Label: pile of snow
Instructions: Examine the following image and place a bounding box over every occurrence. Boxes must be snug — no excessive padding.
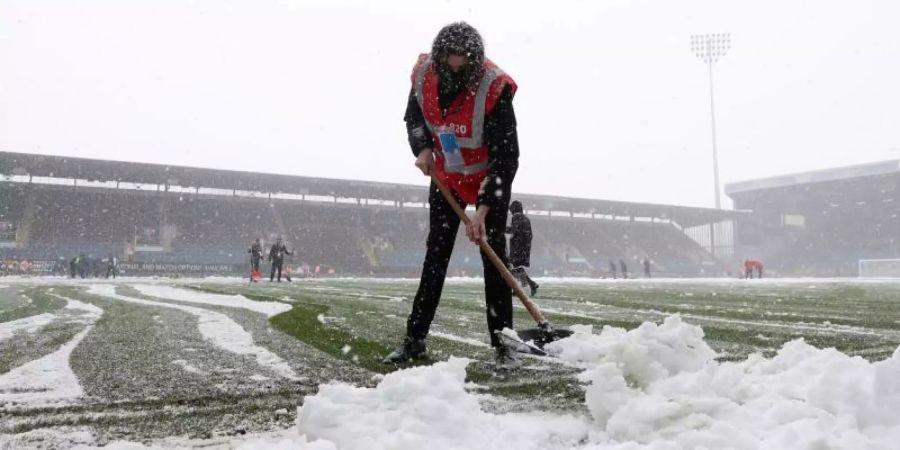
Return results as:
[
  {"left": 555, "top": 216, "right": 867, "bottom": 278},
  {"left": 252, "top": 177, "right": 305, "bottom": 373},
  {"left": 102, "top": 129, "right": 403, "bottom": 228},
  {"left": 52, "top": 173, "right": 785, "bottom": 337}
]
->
[
  {"left": 31, "top": 314, "right": 900, "bottom": 449},
  {"left": 549, "top": 315, "right": 900, "bottom": 448},
  {"left": 296, "top": 357, "right": 588, "bottom": 450}
]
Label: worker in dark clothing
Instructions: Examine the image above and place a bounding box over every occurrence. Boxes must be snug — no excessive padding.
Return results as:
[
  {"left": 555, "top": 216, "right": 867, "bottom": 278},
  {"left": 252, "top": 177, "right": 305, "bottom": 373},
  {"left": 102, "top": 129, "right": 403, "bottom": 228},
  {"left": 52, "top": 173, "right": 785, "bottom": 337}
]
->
[
  {"left": 77, "top": 253, "right": 87, "bottom": 279},
  {"left": 248, "top": 238, "right": 263, "bottom": 281},
  {"left": 620, "top": 259, "right": 628, "bottom": 279},
  {"left": 105, "top": 254, "right": 118, "bottom": 279},
  {"left": 69, "top": 256, "right": 78, "bottom": 278},
  {"left": 507, "top": 200, "right": 539, "bottom": 296},
  {"left": 268, "top": 237, "right": 292, "bottom": 282},
  {"left": 384, "top": 22, "right": 520, "bottom": 367},
  {"left": 643, "top": 258, "right": 651, "bottom": 279}
]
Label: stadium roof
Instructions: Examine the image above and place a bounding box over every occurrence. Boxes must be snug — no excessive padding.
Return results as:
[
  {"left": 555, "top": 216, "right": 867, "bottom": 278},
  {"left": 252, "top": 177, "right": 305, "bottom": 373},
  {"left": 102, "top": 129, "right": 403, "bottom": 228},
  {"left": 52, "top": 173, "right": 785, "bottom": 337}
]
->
[
  {"left": 725, "top": 159, "right": 900, "bottom": 196},
  {"left": 1, "top": 151, "right": 745, "bottom": 227}
]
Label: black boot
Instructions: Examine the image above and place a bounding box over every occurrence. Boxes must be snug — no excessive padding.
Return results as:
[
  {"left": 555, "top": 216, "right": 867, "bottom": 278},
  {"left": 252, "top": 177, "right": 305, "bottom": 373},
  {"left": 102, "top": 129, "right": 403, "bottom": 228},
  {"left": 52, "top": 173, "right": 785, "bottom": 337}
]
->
[
  {"left": 494, "top": 345, "right": 521, "bottom": 369},
  {"left": 530, "top": 283, "right": 539, "bottom": 297},
  {"left": 382, "top": 337, "right": 427, "bottom": 364}
]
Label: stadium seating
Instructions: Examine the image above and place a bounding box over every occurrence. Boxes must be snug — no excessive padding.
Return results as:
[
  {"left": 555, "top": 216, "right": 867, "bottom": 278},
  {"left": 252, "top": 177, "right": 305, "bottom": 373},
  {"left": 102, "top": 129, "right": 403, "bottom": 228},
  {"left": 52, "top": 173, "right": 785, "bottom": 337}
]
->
[{"left": 1, "top": 182, "right": 717, "bottom": 277}]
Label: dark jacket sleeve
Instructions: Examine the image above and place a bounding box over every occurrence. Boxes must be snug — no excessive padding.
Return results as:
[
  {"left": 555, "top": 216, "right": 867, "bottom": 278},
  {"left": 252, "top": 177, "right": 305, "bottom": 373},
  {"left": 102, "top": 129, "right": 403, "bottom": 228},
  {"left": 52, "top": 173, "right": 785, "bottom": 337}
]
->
[
  {"left": 478, "top": 85, "right": 519, "bottom": 209},
  {"left": 404, "top": 89, "right": 434, "bottom": 157}
]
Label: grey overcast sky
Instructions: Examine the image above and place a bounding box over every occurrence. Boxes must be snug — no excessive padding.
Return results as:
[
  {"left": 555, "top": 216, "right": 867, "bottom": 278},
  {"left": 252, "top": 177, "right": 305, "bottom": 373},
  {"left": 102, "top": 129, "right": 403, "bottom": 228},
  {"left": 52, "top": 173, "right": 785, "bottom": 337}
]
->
[{"left": 1, "top": 0, "right": 898, "bottom": 208}]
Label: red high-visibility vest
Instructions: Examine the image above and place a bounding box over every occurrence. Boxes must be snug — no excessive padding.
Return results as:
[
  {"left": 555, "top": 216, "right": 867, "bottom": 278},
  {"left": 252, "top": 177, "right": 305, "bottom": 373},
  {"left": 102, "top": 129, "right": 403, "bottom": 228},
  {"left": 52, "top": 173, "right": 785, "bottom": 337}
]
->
[{"left": 411, "top": 53, "right": 517, "bottom": 204}]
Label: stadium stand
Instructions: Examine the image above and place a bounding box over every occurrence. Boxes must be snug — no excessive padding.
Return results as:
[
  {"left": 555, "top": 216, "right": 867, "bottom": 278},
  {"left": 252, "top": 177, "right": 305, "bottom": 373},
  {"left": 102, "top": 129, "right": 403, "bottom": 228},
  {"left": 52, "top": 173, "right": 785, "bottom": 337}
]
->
[
  {"left": 726, "top": 160, "right": 900, "bottom": 277},
  {"left": 1, "top": 151, "right": 737, "bottom": 277}
]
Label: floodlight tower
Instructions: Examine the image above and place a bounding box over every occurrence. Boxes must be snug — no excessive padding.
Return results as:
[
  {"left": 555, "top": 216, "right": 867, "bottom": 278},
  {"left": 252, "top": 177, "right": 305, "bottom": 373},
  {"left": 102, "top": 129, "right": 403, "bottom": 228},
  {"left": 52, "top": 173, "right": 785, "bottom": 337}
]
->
[{"left": 690, "top": 33, "right": 731, "bottom": 210}]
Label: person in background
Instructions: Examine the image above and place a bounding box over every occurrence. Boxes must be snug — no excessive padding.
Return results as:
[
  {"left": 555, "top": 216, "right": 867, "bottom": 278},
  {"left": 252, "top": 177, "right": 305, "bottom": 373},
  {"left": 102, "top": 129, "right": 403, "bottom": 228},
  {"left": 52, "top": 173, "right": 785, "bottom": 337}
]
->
[
  {"left": 268, "top": 237, "right": 292, "bottom": 282},
  {"left": 507, "top": 200, "right": 539, "bottom": 296},
  {"left": 106, "top": 254, "right": 118, "bottom": 279},
  {"left": 248, "top": 238, "right": 263, "bottom": 281}
]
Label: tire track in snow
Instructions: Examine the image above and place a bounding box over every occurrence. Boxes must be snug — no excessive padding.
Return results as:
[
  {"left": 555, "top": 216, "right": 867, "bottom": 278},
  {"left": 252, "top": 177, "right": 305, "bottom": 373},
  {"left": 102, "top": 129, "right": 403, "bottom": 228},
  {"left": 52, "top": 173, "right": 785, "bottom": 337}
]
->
[
  {"left": 87, "top": 285, "right": 300, "bottom": 381},
  {"left": 0, "top": 298, "right": 103, "bottom": 408}
]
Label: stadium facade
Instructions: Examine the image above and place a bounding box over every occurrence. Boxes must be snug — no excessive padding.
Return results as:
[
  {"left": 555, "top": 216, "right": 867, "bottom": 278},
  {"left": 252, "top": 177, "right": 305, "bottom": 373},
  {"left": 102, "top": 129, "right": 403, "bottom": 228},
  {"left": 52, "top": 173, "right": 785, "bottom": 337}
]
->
[
  {"left": 1, "top": 151, "right": 743, "bottom": 278},
  {"left": 726, "top": 159, "right": 900, "bottom": 276}
]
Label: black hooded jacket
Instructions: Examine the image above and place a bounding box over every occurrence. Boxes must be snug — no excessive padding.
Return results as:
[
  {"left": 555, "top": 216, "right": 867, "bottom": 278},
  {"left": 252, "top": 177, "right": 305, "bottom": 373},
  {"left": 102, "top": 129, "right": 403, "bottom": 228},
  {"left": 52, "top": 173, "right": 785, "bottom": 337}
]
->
[{"left": 507, "top": 209, "right": 533, "bottom": 267}]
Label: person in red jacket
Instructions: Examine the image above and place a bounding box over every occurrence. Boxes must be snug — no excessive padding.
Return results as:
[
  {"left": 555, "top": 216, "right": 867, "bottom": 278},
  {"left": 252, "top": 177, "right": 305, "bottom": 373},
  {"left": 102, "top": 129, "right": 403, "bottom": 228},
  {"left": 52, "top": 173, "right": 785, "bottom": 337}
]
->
[
  {"left": 744, "top": 259, "right": 764, "bottom": 279},
  {"left": 384, "top": 22, "right": 520, "bottom": 367}
]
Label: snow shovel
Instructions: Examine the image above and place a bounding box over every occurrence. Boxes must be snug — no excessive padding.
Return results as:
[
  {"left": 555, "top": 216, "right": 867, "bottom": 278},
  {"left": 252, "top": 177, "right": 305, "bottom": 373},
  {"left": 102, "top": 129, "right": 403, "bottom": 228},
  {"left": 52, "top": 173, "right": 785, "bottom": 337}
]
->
[{"left": 430, "top": 174, "right": 572, "bottom": 356}]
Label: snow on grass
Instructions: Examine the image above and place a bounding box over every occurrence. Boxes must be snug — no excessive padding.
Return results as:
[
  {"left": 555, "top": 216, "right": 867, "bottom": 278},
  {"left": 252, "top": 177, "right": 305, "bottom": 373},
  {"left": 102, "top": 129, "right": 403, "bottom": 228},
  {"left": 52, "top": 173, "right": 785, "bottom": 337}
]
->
[
  {"left": 0, "top": 328, "right": 93, "bottom": 407},
  {"left": 0, "top": 296, "right": 104, "bottom": 408},
  {"left": 133, "top": 285, "right": 291, "bottom": 317},
  {"left": 171, "top": 360, "right": 205, "bottom": 376},
  {"left": 88, "top": 285, "right": 301, "bottom": 381},
  {"left": 69, "top": 430, "right": 333, "bottom": 450},
  {"left": 285, "top": 314, "right": 900, "bottom": 449},
  {"left": 0, "top": 312, "right": 56, "bottom": 343},
  {"left": 63, "top": 298, "right": 105, "bottom": 322},
  {"left": 21, "top": 310, "right": 900, "bottom": 449}
]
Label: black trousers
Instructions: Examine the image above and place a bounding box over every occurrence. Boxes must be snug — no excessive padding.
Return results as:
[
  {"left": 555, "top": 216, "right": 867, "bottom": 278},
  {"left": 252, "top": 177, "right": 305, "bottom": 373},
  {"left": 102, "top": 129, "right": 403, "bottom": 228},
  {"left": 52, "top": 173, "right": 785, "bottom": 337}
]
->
[
  {"left": 511, "top": 266, "right": 538, "bottom": 291},
  {"left": 270, "top": 260, "right": 283, "bottom": 281},
  {"left": 251, "top": 256, "right": 261, "bottom": 272},
  {"left": 406, "top": 183, "right": 512, "bottom": 347}
]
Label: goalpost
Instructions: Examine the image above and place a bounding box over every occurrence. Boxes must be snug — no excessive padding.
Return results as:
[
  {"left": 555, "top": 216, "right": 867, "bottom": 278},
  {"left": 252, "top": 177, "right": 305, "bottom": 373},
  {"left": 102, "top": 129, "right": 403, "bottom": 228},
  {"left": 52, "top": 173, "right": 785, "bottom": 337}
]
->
[{"left": 858, "top": 259, "right": 900, "bottom": 278}]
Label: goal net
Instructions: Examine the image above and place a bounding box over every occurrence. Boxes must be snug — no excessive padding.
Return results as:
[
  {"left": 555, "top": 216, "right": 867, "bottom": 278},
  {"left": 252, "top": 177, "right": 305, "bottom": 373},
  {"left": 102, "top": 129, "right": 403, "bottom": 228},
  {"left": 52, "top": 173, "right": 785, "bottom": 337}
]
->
[{"left": 858, "top": 259, "right": 900, "bottom": 278}]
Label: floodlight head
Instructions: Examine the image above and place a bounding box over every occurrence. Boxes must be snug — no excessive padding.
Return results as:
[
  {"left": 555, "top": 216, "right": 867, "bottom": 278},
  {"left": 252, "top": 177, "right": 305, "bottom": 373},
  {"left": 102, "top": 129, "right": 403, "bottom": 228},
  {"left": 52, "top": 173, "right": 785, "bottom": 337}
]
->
[{"left": 690, "top": 33, "right": 732, "bottom": 63}]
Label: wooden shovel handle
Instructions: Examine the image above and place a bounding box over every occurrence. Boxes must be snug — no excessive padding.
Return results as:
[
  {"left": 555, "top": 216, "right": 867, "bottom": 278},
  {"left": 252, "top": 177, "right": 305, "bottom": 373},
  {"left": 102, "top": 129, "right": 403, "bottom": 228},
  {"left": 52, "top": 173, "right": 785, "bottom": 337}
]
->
[{"left": 429, "top": 174, "right": 547, "bottom": 325}]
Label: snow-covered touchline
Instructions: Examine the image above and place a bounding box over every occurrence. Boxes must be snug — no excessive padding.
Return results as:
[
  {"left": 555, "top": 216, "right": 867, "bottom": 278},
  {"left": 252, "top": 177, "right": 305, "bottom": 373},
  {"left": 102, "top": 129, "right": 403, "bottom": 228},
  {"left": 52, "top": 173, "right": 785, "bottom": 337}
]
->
[
  {"left": 0, "top": 313, "right": 56, "bottom": 343},
  {"left": 133, "top": 284, "right": 292, "bottom": 317},
  {"left": 88, "top": 285, "right": 300, "bottom": 381},
  {"left": 0, "top": 297, "right": 103, "bottom": 408}
]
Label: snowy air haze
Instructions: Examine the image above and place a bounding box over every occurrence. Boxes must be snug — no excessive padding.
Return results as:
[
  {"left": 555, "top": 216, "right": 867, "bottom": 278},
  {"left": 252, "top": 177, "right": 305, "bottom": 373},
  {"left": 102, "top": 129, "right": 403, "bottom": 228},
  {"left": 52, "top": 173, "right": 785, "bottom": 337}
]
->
[{"left": 2, "top": 0, "right": 900, "bottom": 208}]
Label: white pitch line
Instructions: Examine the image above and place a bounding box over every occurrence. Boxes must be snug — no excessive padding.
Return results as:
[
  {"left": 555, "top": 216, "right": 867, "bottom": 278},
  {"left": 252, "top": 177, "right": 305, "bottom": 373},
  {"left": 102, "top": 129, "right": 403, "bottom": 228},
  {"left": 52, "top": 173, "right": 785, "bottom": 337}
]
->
[
  {"left": 133, "top": 285, "right": 291, "bottom": 317},
  {"left": 88, "top": 285, "right": 300, "bottom": 381},
  {"left": 430, "top": 331, "right": 490, "bottom": 348}
]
